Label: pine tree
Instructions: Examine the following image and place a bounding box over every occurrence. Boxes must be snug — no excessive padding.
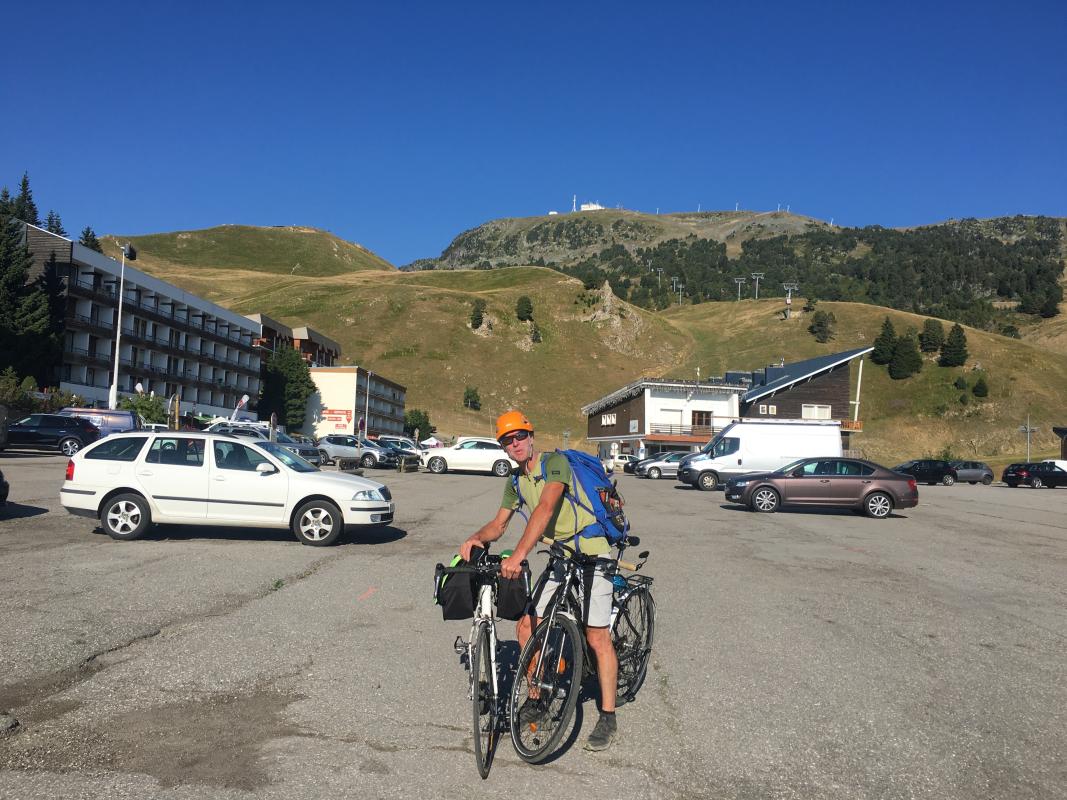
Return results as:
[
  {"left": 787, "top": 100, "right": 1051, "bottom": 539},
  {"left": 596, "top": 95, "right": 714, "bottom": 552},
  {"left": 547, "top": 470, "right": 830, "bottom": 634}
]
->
[
  {"left": 45, "top": 210, "right": 67, "bottom": 237},
  {"left": 79, "top": 226, "right": 103, "bottom": 253},
  {"left": 470, "top": 298, "right": 485, "bottom": 329},
  {"left": 0, "top": 213, "right": 36, "bottom": 370},
  {"left": 1040, "top": 289, "right": 1061, "bottom": 318},
  {"left": 871, "top": 317, "right": 896, "bottom": 365},
  {"left": 0, "top": 188, "right": 11, "bottom": 217},
  {"left": 516, "top": 295, "right": 534, "bottom": 321},
  {"left": 972, "top": 375, "right": 989, "bottom": 398},
  {"left": 919, "top": 319, "right": 945, "bottom": 352},
  {"left": 939, "top": 323, "right": 969, "bottom": 367},
  {"left": 463, "top": 386, "right": 481, "bottom": 410},
  {"left": 888, "top": 332, "right": 923, "bottom": 379},
  {"left": 808, "top": 310, "right": 836, "bottom": 343},
  {"left": 13, "top": 172, "right": 39, "bottom": 226}
]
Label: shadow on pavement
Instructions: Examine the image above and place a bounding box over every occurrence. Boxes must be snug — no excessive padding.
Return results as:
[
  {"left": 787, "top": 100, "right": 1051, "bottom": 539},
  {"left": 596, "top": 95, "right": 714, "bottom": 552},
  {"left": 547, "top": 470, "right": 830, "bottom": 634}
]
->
[
  {"left": 718, "top": 504, "right": 908, "bottom": 518},
  {"left": 92, "top": 523, "right": 408, "bottom": 545},
  {"left": 0, "top": 502, "right": 50, "bottom": 520}
]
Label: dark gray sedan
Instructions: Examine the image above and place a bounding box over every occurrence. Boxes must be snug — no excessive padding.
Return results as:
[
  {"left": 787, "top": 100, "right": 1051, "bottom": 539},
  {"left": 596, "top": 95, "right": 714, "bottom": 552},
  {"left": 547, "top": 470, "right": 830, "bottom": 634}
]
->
[{"left": 950, "top": 460, "right": 994, "bottom": 485}]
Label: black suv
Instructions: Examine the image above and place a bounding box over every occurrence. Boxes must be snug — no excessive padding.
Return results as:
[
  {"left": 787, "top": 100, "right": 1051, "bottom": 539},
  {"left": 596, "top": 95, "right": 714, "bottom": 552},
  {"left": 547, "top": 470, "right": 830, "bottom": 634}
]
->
[
  {"left": 5, "top": 413, "right": 101, "bottom": 456},
  {"left": 1002, "top": 462, "right": 1067, "bottom": 488},
  {"left": 892, "top": 459, "right": 959, "bottom": 486}
]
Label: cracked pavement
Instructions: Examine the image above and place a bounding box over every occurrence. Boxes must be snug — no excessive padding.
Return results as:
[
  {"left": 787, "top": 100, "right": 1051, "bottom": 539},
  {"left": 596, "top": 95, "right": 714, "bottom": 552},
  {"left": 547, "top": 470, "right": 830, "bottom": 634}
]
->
[{"left": 1, "top": 454, "right": 1066, "bottom": 798}]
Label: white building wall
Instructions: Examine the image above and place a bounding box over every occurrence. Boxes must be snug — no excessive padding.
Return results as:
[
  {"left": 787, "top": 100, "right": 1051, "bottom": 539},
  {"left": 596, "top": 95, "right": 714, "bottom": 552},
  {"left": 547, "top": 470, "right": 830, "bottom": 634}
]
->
[
  {"left": 643, "top": 387, "right": 739, "bottom": 433},
  {"left": 305, "top": 369, "right": 360, "bottom": 438}
]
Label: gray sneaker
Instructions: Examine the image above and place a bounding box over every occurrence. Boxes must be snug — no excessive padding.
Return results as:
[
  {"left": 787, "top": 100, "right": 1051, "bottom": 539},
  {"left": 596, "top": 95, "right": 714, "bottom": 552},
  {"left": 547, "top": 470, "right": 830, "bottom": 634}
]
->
[
  {"left": 584, "top": 713, "right": 617, "bottom": 751},
  {"left": 518, "top": 697, "right": 547, "bottom": 725}
]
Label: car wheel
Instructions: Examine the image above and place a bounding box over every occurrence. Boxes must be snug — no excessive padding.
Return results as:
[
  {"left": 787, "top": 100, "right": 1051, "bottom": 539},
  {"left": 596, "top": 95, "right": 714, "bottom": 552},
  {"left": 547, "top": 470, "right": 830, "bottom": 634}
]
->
[
  {"left": 968, "top": 481, "right": 977, "bottom": 485},
  {"left": 318, "top": 449, "right": 332, "bottom": 465},
  {"left": 59, "top": 438, "right": 82, "bottom": 457},
  {"left": 941, "top": 474, "right": 955, "bottom": 487},
  {"left": 1006, "top": 482, "right": 1018, "bottom": 488},
  {"left": 864, "top": 492, "right": 893, "bottom": 519},
  {"left": 492, "top": 460, "right": 511, "bottom": 477},
  {"left": 292, "top": 499, "right": 343, "bottom": 546},
  {"left": 1030, "top": 477, "right": 1044, "bottom": 489},
  {"left": 981, "top": 475, "right": 992, "bottom": 486},
  {"left": 100, "top": 493, "right": 152, "bottom": 540},
  {"left": 360, "top": 454, "right": 376, "bottom": 468},
  {"left": 697, "top": 471, "right": 718, "bottom": 491},
  {"left": 428, "top": 457, "right": 447, "bottom": 474},
  {"left": 751, "top": 487, "right": 779, "bottom": 513},
  {"left": 648, "top": 467, "right": 662, "bottom": 480}
]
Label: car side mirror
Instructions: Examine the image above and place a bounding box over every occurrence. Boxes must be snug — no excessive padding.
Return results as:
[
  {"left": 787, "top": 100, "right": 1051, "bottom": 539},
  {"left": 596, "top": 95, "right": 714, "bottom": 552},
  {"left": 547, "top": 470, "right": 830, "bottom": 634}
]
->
[
  {"left": 792, "top": 469, "right": 804, "bottom": 477},
  {"left": 256, "top": 462, "right": 278, "bottom": 475}
]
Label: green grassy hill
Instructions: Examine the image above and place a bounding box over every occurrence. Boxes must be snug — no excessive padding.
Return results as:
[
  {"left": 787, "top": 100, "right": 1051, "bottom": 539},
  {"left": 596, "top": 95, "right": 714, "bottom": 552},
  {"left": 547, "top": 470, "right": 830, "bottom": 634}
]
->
[
  {"left": 108, "top": 225, "right": 1067, "bottom": 464},
  {"left": 101, "top": 225, "right": 394, "bottom": 277}
]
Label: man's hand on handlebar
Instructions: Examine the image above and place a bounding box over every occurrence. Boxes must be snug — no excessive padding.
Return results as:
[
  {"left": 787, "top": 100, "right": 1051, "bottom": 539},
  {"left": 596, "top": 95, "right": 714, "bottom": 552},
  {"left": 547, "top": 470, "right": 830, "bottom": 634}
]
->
[
  {"left": 500, "top": 553, "right": 525, "bottom": 579},
  {"left": 459, "top": 537, "right": 483, "bottom": 562}
]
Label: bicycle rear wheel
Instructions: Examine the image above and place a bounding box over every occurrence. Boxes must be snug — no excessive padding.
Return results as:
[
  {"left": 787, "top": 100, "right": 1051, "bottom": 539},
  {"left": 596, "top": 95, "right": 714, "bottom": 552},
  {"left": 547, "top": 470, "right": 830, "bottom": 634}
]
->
[
  {"left": 509, "top": 614, "right": 584, "bottom": 763},
  {"left": 613, "top": 587, "right": 656, "bottom": 704},
  {"left": 471, "top": 621, "right": 497, "bottom": 779}
]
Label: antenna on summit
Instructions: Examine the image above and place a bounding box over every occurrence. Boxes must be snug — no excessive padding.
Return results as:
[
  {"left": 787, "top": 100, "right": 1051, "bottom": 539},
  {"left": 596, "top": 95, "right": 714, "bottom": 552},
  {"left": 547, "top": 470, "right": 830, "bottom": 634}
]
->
[{"left": 572, "top": 194, "right": 577, "bottom": 213}]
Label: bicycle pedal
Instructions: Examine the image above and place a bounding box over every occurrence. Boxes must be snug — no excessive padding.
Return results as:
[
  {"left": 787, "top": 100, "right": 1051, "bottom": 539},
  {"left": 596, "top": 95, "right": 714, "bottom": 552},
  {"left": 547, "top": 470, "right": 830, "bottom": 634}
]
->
[{"left": 453, "top": 635, "right": 467, "bottom": 655}]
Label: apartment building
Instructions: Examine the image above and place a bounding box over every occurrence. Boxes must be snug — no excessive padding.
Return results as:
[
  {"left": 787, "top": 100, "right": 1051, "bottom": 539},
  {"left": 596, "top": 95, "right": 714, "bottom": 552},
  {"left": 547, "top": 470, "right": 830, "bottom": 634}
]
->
[
  {"left": 304, "top": 367, "right": 406, "bottom": 439},
  {"left": 24, "top": 224, "right": 261, "bottom": 417}
]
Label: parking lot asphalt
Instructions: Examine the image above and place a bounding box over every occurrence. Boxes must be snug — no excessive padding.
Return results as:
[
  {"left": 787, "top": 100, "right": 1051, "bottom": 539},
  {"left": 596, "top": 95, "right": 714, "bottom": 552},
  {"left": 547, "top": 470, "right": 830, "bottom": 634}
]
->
[{"left": 0, "top": 454, "right": 1065, "bottom": 799}]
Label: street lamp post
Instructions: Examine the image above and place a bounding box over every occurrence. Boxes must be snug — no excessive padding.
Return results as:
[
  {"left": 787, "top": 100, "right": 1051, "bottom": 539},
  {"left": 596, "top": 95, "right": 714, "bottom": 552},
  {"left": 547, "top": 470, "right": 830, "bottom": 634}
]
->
[
  {"left": 750, "top": 272, "right": 764, "bottom": 300},
  {"left": 1020, "top": 414, "right": 1040, "bottom": 461},
  {"left": 108, "top": 243, "right": 136, "bottom": 409}
]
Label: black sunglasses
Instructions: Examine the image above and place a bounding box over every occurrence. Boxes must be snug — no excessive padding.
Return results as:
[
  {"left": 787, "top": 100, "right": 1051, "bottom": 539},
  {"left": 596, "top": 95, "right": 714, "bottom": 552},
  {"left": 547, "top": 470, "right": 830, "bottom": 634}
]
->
[{"left": 499, "top": 429, "right": 531, "bottom": 446}]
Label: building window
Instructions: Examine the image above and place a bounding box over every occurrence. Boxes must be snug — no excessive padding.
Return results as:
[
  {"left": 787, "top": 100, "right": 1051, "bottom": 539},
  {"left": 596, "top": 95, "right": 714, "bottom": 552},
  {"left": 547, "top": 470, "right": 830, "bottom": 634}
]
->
[
  {"left": 86, "top": 367, "right": 95, "bottom": 386},
  {"left": 802, "top": 404, "right": 831, "bottom": 419},
  {"left": 768, "top": 404, "right": 777, "bottom": 415},
  {"left": 758, "top": 404, "right": 767, "bottom": 415},
  {"left": 601, "top": 413, "right": 616, "bottom": 426},
  {"left": 692, "top": 410, "right": 713, "bottom": 427}
]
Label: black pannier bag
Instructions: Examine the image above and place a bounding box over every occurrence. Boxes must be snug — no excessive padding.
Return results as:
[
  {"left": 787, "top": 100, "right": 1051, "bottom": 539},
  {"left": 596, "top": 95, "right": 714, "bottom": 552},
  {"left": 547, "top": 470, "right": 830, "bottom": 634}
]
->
[
  {"left": 496, "top": 569, "right": 531, "bottom": 621},
  {"left": 434, "top": 563, "right": 476, "bottom": 620}
]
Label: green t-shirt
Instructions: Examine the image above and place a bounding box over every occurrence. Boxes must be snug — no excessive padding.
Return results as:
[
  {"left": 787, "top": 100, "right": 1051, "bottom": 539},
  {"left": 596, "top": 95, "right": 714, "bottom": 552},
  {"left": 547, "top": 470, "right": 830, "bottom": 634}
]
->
[{"left": 501, "top": 452, "right": 610, "bottom": 556}]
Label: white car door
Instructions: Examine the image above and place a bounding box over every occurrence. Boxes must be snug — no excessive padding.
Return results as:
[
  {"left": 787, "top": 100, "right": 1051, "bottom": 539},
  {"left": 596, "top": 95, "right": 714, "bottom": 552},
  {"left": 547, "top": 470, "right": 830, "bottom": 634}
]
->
[
  {"left": 450, "top": 441, "right": 482, "bottom": 470},
  {"left": 208, "top": 440, "right": 289, "bottom": 523},
  {"left": 476, "top": 441, "right": 508, "bottom": 472},
  {"left": 136, "top": 436, "right": 209, "bottom": 519}
]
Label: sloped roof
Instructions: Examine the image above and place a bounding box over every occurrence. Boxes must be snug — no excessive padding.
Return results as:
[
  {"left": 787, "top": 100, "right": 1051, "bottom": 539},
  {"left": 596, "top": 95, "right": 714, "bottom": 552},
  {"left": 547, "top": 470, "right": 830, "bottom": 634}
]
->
[{"left": 742, "top": 346, "right": 874, "bottom": 403}]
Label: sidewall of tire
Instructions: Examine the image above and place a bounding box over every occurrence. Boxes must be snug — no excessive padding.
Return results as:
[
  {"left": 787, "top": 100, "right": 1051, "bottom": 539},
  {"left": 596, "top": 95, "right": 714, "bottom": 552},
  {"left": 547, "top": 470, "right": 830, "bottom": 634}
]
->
[
  {"left": 864, "top": 492, "right": 893, "bottom": 519},
  {"left": 100, "top": 492, "right": 152, "bottom": 540},
  {"left": 492, "top": 460, "right": 510, "bottom": 477},
  {"left": 291, "top": 499, "right": 343, "bottom": 546},
  {"left": 697, "top": 471, "right": 718, "bottom": 491},
  {"left": 429, "top": 457, "right": 447, "bottom": 474}
]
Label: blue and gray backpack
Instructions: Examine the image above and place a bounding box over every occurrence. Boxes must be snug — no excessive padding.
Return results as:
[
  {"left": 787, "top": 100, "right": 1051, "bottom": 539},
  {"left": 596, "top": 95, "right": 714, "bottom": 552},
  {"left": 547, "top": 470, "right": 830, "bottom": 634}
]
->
[{"left": 512, "top": 449, "right": 629, "bottom": 546}]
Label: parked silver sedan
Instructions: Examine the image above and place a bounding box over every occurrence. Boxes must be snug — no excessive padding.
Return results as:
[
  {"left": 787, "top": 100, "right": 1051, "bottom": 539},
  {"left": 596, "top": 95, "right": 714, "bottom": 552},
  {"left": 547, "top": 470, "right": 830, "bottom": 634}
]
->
[
  {"left": 949, "top": 460, "right": 994, "bottom": 485},
  {"left": 634, "top": 451, "right": 687, "bottom": 479}
]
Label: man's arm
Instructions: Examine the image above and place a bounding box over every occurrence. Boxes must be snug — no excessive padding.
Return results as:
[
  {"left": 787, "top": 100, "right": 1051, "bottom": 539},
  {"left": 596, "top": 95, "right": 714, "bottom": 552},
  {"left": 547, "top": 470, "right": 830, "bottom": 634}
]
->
[
  {"left": 460, "top": 506, "right": 515, "bottom": 561},
  {"left": 500, "top": 481, "right": 565, "bottom": 578}
]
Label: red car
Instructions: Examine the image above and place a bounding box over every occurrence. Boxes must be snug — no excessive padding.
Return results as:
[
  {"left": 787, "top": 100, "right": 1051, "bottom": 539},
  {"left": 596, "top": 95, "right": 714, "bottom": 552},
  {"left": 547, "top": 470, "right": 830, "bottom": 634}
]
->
[{"left": 724, "top": 457, "right": 919, "bottom": 518}]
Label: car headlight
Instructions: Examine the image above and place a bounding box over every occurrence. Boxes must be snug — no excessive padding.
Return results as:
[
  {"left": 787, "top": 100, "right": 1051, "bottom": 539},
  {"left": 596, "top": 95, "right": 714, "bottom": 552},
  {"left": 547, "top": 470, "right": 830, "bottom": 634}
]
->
[
  {"left": 731, "top": 480, "right": 750, "bottom": 488},
  {"left": 352, "top": 488, "right": 385, "bottom": 502}
]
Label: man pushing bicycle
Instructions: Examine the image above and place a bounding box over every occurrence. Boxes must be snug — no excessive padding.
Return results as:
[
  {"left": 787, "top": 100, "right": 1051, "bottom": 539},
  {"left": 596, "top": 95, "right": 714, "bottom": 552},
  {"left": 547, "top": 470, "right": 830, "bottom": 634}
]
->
[{"left": 459, "top": 410, "right": 620, "bottom": 752}]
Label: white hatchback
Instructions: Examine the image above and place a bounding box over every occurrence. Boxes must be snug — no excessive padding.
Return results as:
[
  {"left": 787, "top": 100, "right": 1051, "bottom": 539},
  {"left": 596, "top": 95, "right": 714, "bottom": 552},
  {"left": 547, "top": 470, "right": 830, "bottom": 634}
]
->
[
  {"left": 60, "top": 431, "right": 395, "bottom": 546},
  {"left": 420, "top": 437, "right": 518, "bottom": 477}
]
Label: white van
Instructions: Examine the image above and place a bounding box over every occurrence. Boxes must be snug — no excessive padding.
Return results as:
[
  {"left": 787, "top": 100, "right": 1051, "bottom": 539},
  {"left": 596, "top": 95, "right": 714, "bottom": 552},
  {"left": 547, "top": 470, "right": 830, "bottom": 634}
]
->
[{"left": 677, "top": 420, "right": 843, "bottom": 490}]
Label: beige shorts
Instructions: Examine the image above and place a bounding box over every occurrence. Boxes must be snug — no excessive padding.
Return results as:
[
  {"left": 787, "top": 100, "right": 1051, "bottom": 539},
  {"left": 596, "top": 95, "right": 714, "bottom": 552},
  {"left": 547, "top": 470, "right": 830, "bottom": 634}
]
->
[{"left": 534, "top": 556, "right": 615, "bottom": 628}]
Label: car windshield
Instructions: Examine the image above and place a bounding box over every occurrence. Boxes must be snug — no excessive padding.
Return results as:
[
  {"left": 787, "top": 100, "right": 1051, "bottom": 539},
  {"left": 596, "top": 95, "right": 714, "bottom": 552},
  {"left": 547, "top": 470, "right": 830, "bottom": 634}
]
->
[
  {"left": 775, "top": 458, "right": 811, "bottom": 475},
  {"left": 258, "top": 441, "right": 318, "bottom": 472},
  {"left": 274, "top": 431, "right": 297, "bottom": 444}
]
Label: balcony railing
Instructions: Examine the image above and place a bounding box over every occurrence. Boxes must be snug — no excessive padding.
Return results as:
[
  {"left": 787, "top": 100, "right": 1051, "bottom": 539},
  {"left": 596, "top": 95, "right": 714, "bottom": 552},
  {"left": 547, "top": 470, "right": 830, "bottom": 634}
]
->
[{"left": 648, "top": 423, "right": 729, "bottom": 438}]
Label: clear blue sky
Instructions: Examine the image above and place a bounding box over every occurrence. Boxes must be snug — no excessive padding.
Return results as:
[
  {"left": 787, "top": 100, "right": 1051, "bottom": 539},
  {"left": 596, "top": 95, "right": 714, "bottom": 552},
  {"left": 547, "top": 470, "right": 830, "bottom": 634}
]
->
[{"left": 3, "top": 1, "right": 1065, "bottom": 266}]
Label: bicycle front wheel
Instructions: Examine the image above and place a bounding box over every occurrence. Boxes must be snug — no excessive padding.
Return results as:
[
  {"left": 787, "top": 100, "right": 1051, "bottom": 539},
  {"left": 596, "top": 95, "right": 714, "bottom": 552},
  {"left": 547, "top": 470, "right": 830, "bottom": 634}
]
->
[
  {"left": 613, "top": 587, "right": 656, "bottom": 704},
  {"left": 471, "top": 621, "right": 497, "bottom": 779},
  {"left": 509, "top": 614, "right": 584, "bottom": 763}
]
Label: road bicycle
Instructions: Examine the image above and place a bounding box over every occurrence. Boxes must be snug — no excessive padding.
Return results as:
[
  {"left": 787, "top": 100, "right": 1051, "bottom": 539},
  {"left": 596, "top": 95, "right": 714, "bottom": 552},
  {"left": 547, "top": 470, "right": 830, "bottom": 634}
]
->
[
  {"left": 508, "top": 535, "right": 654, "bottom": 763},
  {"left": 434, "top": 546, "right": 528, "bottom": 779}
]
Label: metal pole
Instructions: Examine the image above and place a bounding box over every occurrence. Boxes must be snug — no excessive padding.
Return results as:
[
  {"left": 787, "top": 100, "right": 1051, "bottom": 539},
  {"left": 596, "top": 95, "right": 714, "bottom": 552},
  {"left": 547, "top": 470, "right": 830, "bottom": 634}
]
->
[
  {"left": 108, "top": 248, "right": 128, "bottom": 409},
  {"left": 853, "top": 357, "right": 864, "bottom": 422},
  {"left": 1027, "top": 413, "right": 1031, "bottom": 461}
]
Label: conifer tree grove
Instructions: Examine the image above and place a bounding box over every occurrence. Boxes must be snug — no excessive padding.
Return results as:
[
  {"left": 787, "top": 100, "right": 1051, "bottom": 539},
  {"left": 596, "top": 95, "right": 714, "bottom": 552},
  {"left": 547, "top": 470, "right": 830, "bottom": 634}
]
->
[
  {"left": 45, "top": 210, "right": 67, "bottom": 237},
  {"left": 939, "top": 323, "right": 969, "bottom": 367},
  {"left": 871, "top": 317, "right": 896, "bottom": 364}
]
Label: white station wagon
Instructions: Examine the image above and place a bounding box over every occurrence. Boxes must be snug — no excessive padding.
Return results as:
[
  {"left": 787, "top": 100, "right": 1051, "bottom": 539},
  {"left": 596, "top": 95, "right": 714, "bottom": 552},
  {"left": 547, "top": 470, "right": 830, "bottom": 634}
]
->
[{"left": 60, "top": 431, "right": 395, "bottom": 546}]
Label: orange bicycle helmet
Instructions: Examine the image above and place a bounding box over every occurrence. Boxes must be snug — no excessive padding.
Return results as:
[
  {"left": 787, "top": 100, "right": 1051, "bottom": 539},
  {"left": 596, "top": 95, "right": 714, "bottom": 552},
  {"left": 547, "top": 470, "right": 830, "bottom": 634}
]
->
[{"left": 495, "top": 410, "right": 533, "bottom": 441}]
